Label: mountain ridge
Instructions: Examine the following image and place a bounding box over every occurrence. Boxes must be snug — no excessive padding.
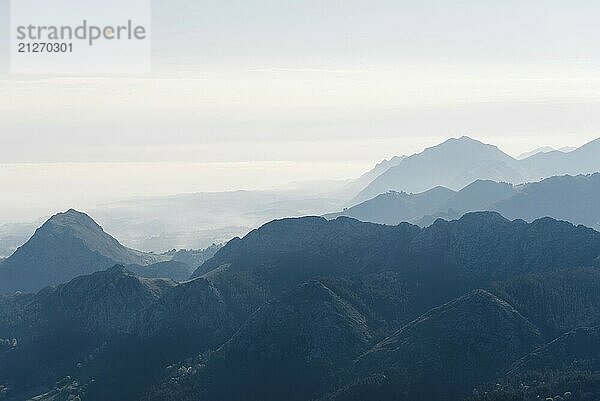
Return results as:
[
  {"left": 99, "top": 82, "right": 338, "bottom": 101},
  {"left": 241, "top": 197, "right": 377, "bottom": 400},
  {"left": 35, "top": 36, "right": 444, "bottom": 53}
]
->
[
  {"left": 2, "top": 212, "right": 600, "bottom": 400},
  {"left": 338, "top": 289, "right": 543, "bottom": 401},
  {"left": 0, "top": 209, "right": 170, "bottom": 293},
  {"left": 354, "top": 136, "right": 525, "bottom": 202},
  {"left": 352, "top": 136, "right": 600, "bottom": 203},
  {"left": 331, "top": 173, "right": 600, "bottom": 231}
]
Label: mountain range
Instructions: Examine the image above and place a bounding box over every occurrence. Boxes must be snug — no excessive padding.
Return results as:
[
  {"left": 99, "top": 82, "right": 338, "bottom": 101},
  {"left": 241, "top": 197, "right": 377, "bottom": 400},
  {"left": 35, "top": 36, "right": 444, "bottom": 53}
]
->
[
  {"left": 353, "top": 136, "right": 600, "bottom": 203},
  {"left": 2, "top": 136, "right": 598, "bottom": 256},
  {"left": 2, "top": 212, "right": 600, "bottom": 400},
  {"left": 516, "top": 145, "right": 575, "bottom": 160},
  {"left": 3, "top": 135, "right": 600, "bottom": 401},
  {"left": 328, "top": 173, "right": 600, "bottom": 231}
]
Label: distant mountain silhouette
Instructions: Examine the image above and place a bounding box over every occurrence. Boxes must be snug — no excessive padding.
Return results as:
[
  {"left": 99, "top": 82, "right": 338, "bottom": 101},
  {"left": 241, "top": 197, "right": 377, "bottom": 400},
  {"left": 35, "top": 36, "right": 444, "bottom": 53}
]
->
[
  {"left": 517, "top": 146, "right": 556, "bottom": 160},
  {"left": 329, "top": 179, "right": 518, "bottom": 225},
  {"left": 331, "top": 173, "right": 600, "bottom": 231},
  {"left": 491, "top": 173, "right": 600, "bottom": 230},
  {"left": 559, "top": 145, "right": 577, "bottom": 152},
  {"left": 334, "top": 155, "right": 406, "bottom": 200},
  {"left": 520, "top": 137, "right": 600, "bottom": 180},
  {"left": 440, "top": 179, "right": 515, "bottom": 211},
  {"left": 325, "top": 186, "right": 455, "bottom": 225},
  {"left": 354, "top": 136, "right": 525, "bottom": 202},
  {"left": 0, "top": 209, "right": 170, "bottom": 293},
  {"left": 352, "top": 136, "right": 600, "bottom": 203}
]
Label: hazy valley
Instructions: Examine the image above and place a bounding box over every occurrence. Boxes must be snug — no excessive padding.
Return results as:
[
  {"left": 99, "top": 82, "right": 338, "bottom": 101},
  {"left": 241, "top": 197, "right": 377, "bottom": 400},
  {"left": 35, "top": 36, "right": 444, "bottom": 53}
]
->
[{"left": 2, "top": 137, "right": 600, "bottom": 401}]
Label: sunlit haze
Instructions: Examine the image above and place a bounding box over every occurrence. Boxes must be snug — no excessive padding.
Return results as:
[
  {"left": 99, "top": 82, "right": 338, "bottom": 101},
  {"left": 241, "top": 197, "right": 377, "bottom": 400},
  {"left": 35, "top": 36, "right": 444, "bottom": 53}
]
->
[{"left": 1, "top": 0, "right": 600, "bottom": 223}]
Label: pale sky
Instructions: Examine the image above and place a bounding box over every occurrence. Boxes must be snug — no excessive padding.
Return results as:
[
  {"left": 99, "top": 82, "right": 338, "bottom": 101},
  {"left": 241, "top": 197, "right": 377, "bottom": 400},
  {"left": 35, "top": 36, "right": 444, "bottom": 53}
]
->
[{"left": 1, "top": 0, "right": 600, "bottom": 222}]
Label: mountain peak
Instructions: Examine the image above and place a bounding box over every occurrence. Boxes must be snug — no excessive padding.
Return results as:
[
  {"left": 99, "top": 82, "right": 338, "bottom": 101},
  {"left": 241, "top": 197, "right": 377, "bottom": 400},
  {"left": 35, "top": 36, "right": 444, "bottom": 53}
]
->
[
  {"left": 43, "top": 209, "right": 103, "bottom": 233},
  {"left": 353, "top": 136, "right": 521, "bottom": 202},
  {"left": 432, "top": 136, "right": 503, "bottom": 154},
  {"left": 439, "top": 135, "right": 487, "bottom": 146},
  {"left": 0, "top": 210, "right": 166, "bottom": 294},
  {"left": 453, "top": 135, "right": 479, "bottom": 143},
  {"left": 50, "top": 208, "right": 94, "bottom": 221},
  {"left": 32, "top": 265, "right": 176, "bottom": 333}
]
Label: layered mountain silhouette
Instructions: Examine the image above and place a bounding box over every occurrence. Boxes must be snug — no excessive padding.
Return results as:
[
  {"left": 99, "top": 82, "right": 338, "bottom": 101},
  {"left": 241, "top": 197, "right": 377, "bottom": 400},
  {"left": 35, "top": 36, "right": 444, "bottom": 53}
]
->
[
  {"left": 1, "top": 135, "right": 600, "bottom": 401},
  {"left": 491, "top": 173, "right": 600, "bottom": 230},
  {"left": 0, "top": 210, "right": 198, "bottom": 293},
  {"left": 326, "top": 186, "right": 456, "bottom": 225},
  {"left": 519, "top": 137, "right": 600, "bottom": 179},
  {"left": 517, "top": 146, "right": 558, "bottom": 159},
  {"left": 352, "top": 136, "right": 600, "bottom": 203},
  {"left": 3, "top": 212, "right": 600, "bottom": 401},
  {"left": 333, "top": 155, "right": 407, "bottom": 199},
  {"left": 330, "top": 173, "right": 600, "bottom": 231},
  {"left": 2, "top": 136, "right": 595, "bottom": 260},
  {"left": 353, "top": 136, "right": 525, "bottom": 202},
  {"left": 2, "top": 136, "right": 596, "bottom": 258}
]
